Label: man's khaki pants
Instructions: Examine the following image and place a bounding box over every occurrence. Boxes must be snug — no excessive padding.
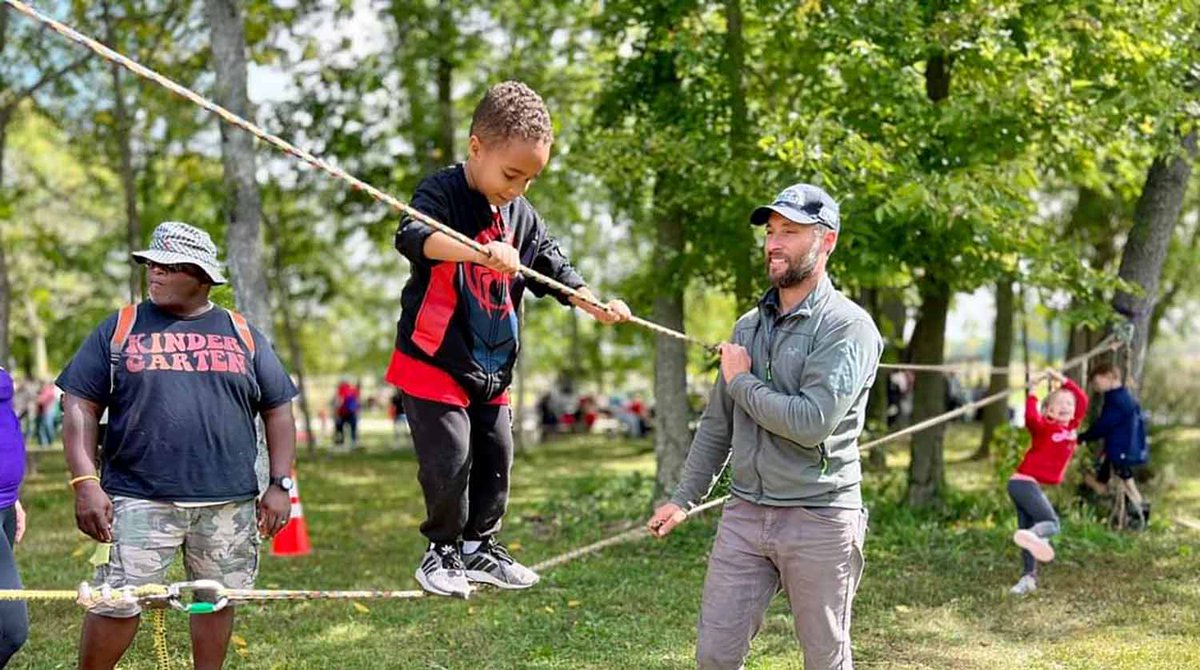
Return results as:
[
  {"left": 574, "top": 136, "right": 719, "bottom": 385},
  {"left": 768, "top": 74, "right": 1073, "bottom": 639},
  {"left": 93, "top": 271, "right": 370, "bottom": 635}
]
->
[{"left": 696, "top": 497, "right": 868, "bottom": 670}]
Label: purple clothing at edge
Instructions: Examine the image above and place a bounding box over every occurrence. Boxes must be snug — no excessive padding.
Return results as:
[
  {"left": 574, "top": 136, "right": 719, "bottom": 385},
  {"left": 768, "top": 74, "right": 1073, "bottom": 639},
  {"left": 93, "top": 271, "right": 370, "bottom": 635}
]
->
[{"left": 0, "top": 368, "right": 25, "bottom": 508}]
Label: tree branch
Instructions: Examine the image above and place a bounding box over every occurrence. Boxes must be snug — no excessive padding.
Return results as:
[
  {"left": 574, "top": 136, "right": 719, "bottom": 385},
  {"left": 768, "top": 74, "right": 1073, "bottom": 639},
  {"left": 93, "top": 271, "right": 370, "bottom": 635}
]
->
[{"left": 0, "top": 53, "right": 91, "bottom": 115}]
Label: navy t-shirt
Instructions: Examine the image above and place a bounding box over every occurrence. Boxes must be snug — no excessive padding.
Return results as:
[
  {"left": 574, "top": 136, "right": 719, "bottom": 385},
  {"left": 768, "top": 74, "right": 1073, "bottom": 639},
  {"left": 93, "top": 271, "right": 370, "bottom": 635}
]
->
[{"left": 56, "top": 301, "right": 298, "bottom": 502}]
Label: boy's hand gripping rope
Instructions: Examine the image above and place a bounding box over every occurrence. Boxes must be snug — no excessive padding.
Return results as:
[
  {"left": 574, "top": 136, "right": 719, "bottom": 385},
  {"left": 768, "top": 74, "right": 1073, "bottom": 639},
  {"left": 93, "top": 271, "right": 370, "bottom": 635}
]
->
[{"left": 1, "top": 0, "right": 715, "bottom": 353}]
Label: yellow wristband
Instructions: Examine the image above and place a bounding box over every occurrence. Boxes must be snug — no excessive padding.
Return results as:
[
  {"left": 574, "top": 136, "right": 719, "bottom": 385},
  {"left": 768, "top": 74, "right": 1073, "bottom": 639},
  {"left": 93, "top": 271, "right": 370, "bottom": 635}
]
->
[{"left": 69, "top": 475, "right": 101, "bottom": 488}]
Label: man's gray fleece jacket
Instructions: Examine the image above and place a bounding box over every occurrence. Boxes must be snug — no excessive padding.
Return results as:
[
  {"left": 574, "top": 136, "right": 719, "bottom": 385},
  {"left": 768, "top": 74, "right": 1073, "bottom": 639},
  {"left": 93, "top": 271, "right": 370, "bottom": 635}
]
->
[{"left": 670, "top": 276, "right": 884, "bottom": 510}]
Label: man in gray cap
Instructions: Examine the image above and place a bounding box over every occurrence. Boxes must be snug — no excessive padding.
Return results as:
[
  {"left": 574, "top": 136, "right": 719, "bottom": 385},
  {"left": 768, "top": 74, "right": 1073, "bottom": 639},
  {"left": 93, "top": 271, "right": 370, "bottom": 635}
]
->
[
  {"left": 56, "top": 222, "right": 298, "bottom": 670},
  {"left": 647, "top": 184, "right": 883, "bottom": 670}
]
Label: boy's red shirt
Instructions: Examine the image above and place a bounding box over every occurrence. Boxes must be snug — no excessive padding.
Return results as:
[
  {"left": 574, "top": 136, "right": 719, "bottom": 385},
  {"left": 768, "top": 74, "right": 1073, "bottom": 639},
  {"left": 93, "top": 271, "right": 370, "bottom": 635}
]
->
[{"left": 1016, "top": 378, "right": 1089, "bottom": 485}]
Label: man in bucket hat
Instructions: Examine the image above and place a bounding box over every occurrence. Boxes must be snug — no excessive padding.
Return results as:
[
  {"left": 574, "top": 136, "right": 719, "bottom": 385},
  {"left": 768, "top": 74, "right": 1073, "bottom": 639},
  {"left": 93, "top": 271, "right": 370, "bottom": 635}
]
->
[
  {"left": 648, "top": 184, "right": 882, "bottom": 670},
  {"left": 56, "top": 222, "right": 299, "bottom": 670}
]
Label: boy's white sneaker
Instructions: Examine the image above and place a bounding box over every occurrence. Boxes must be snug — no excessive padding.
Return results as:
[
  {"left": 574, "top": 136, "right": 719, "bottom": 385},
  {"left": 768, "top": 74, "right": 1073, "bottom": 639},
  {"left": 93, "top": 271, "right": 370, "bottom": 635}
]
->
[
  {"left": 1014, "top": 529, "right": 1055, "bottom": 563},
  {"left": 463, "top": 538, "right": 540, "bottom": 590},
  {"left": 415, "top": 543, "right": 471, "bottom": 598},
  {"left": 1009, "top": 574, "right": 1037, "bottom": 596}
]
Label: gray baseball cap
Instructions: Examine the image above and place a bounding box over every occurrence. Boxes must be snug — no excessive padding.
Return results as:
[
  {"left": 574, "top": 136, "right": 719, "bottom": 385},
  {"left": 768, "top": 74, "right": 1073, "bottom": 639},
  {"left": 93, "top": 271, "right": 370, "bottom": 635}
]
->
[
  {"left": 131, "top": 221, "right": 227, "bottom": 285},
  {"left": 750, "top": 183, "right": 840, "bottom": 231}
]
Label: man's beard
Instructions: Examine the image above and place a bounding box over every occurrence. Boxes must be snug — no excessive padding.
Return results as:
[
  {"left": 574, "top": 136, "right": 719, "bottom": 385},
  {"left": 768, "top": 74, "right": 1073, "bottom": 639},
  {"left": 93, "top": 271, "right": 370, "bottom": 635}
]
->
[{"left": 768, "top": 243, "right": 822, "bottom": 289}]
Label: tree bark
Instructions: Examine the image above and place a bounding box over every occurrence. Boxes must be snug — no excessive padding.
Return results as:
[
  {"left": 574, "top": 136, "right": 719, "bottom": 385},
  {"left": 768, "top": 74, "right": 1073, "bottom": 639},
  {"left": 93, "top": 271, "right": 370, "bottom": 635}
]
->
[
  {"left": 722, "top": 0, "right": 758, "bottom": 308},
  {"left": 906, "top": 279, "right": 950, "bottom": 506},
  {"left": 723, "top": 0, "right": 748, "bottom": 157},
  {"left": 100, "top": 1, "right": 143, "bottom": 303},
  {"left": 653, "top": 180, "right": 690, "bottom": 497},
  {"left": 974, "top": 277, "right": 1014, "bottom": 460},
  {"left": 1113, "top": 130, "right": 1197, "bottom": 388},
  {"left": 1148, "top": 209, "right": 1199, "bottom": 347},
  {"left": 206, "top": 0, "right": 272, "bottom": 335},
  {"left": 857, "top": 289, "right": 889, "bottom": 471}
]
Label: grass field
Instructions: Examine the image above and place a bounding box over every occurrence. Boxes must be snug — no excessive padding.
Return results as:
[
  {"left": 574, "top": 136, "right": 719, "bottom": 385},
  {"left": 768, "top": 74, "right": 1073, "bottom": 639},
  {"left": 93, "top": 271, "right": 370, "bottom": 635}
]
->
[{"left": 10, "top": 423, "right": 1200, "bottom": 669}]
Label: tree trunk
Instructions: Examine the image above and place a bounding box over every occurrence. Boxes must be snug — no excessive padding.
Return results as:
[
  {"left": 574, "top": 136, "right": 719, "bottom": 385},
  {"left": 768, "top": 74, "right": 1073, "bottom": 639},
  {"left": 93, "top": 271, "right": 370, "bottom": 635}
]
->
[
  {"left": 654, "top": 292, "right": 689, "bottom": 497},
  {"left": 856, "top": 289, "right": 889, "bottom": 471},
  {"left": 868, "top": 288, "right": 907, "bottom": 469},
  {"left": 906, "top": 279, "right": 950, "bottom": 506},
  {"left": 654, "top": 191, "right": 690, "bottom": 497},
  {"left": 974, "top": 277, "right": 1014, "bottom": 460},
  {"left": 100, "top": 1, "right": 143, "bottom": 303},
  {"left": 206, "top": 0, "right": 272, "bottom": 335},
  {"left": 1019, "top": 282, "right": 1032, "bottom": 383},
  {"left": 1113, "top": 130, "right": 1198, "bottom": 388},
  {"left": 1147, "top": 209, "right": 1199, "bottom": 347},
  {"left": 723, "top": 0, "right": 758, "bottom": 308},
  {"left": 724, "top": 0, "right": 748, "bottom": 156}
]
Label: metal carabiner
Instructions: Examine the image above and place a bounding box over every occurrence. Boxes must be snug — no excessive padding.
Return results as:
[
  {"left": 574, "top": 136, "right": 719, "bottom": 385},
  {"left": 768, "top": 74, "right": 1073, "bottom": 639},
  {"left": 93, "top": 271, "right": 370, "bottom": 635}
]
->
[{"left": 165, "top": 579, "right": 230, "bottom": 615}]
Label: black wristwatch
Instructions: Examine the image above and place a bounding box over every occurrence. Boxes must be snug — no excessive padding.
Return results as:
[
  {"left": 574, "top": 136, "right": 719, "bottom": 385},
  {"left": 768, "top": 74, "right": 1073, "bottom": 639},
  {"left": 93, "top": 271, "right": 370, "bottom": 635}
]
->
[{"left": 269, "top": 475, "right": 295, "bottom": 493}]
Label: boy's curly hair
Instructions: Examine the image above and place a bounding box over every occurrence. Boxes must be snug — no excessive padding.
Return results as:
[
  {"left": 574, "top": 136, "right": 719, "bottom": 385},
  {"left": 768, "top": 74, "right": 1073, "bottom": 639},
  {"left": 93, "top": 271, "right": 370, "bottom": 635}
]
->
[{"left": 469, "top": 81, "right": 553, "bottom": 146}]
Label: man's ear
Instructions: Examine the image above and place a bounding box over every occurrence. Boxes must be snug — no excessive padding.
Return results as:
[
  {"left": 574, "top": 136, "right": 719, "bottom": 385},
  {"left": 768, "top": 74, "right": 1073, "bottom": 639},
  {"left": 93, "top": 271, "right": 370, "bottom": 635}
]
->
[
  {"left": 824, "top": 230, "right": 839, "bottom": 254},
  {"left": 467, "top": 134, "right": 483, "bottom": 159}
]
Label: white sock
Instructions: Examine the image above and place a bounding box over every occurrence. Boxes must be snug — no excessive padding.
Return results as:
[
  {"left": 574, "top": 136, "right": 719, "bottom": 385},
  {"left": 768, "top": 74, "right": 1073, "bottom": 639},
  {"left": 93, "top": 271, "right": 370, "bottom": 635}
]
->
[{"left": 462, "top": 540, "right": 482, "bottom": 554}]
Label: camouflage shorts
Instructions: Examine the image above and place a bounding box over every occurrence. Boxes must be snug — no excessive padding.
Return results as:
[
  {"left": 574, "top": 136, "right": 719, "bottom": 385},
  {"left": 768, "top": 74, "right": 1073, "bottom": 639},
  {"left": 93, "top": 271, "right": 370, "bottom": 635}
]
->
[{"left": 90, "top": 496, "right": 260, "bottom": 617}]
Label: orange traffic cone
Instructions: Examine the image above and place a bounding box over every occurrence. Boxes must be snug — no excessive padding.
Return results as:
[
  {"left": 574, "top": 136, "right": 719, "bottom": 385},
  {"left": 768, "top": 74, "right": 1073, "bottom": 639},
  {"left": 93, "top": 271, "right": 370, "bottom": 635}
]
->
[{"left": 271, "top": 468, "right": 312, "bottom": 557}]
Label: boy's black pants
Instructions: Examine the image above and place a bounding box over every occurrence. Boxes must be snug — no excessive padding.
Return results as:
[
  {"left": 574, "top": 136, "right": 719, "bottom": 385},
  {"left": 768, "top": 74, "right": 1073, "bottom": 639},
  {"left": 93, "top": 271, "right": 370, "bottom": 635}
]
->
[{"left": 403, "top": 395, "right": 513, "bottom": 545}]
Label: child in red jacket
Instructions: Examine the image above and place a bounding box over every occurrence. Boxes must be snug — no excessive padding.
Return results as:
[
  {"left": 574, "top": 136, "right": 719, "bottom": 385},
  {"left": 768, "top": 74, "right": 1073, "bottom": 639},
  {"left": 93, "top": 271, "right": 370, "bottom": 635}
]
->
[{"left": 1007, "top": 369, "right": 1088, "bottom": 596}]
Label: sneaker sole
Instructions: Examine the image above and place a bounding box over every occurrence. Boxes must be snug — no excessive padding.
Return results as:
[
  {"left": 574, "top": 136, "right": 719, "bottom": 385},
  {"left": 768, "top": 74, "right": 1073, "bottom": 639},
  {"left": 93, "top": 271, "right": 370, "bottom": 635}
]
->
[
  {"left": 1013, "top": 530, "right": 1055, "bottom": 562},
  {"left": 464, "top": 569, "right": 539, "bottom": 590},
  {"left": 414, "top": 568, "right": 471, "bottom": 599}
]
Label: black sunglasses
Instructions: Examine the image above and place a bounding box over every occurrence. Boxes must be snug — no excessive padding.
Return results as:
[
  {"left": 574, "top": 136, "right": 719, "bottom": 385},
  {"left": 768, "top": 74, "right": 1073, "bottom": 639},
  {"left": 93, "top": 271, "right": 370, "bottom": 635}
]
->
[{"left": 145, "top": 260, "right": 201, "bottom": 276}]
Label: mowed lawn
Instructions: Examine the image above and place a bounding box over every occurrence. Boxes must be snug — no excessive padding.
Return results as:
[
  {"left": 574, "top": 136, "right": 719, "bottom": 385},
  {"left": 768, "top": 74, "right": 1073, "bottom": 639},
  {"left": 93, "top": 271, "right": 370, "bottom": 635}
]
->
[{"left": 10, "top": 423, "right": 1200, "bottom": 669}]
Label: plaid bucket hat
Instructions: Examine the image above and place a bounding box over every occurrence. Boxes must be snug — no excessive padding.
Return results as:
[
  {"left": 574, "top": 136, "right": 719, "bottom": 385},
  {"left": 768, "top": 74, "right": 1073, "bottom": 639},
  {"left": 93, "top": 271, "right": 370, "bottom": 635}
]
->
[{"left": 131, "top": 221, "right": 227, "bottom": 285}]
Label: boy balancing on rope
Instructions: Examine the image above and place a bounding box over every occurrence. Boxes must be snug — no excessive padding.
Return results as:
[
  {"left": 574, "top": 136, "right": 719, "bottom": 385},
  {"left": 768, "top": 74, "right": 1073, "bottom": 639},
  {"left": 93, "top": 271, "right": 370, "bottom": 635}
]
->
[
  {"left": 386, "top": 81, "right": 631, "bottom": 598},
  {"left": 1007, "top": 369, "right": 1088, "bottom": 596}
]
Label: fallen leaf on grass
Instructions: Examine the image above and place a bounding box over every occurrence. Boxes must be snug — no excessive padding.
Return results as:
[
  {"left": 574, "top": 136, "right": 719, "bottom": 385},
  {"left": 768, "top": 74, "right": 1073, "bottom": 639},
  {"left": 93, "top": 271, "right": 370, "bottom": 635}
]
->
[{"left": 353, "top": 602, "right": 370, "bottom": 613}]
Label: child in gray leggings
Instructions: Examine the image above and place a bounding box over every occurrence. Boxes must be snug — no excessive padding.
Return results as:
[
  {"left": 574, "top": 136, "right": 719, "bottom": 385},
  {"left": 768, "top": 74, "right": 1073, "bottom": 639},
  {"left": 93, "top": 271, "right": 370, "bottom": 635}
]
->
[{"left": 1007, "top": 369, "right": 1088, "bottom": 595}]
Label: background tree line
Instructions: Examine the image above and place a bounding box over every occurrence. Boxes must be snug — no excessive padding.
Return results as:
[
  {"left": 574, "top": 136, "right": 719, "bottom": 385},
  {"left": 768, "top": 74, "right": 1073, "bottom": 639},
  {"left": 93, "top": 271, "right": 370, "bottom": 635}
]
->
[{"left": 0, "top": 0, "right": 1196, "bottom": 505}]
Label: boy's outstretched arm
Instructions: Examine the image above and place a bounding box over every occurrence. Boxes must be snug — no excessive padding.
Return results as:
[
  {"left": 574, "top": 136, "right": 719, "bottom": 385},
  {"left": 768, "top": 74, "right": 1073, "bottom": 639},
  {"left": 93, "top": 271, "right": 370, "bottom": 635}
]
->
[
  {"left": 525, "top": 220, "right": 630, "bottom": 324},
  {"left": 1079, "top": 399, "right": 1120, "bottom": 443}
]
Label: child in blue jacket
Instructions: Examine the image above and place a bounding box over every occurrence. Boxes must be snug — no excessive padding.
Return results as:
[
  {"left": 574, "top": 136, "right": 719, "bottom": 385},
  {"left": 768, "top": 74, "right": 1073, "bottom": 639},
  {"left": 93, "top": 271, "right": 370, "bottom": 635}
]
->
[{"left": 1079, "top": 363, "right": 1147, "bottom": 509}]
